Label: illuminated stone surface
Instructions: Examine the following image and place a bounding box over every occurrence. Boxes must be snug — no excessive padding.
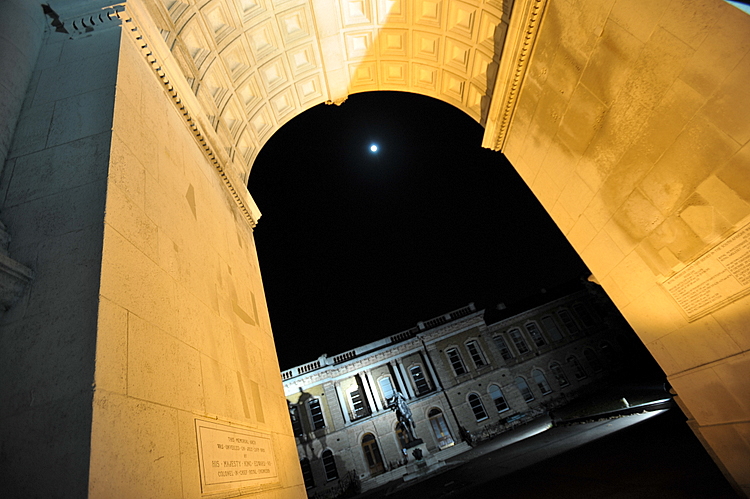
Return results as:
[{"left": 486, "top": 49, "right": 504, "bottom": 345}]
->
[{"left": 0, "top": 0, "right": 748, "bottom": 497}]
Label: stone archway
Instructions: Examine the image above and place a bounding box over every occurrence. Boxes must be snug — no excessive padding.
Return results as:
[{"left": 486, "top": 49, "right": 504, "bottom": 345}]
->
[{"left": 0, "top": 0, "right": 749, "bottom": 497}]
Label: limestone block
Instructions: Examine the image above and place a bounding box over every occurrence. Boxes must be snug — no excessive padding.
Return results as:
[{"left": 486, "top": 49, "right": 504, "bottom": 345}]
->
[
  {"left": 582, "top": 194, "right": 613, "bottom": 232},
  {"left": 657, "top": 0, "right": 727, "bottom": 51},
  {"left": 646, "top": 215, "right": 706, "bottom": 264},
  {"left": 580, "top": 18, "right": 642, "bottom": 106},
  {"left": 89, "top": 393, "right": 183, "bottom": 499},
  {"left": 6, "top": 102, "right": 53, "bottom": 158},
  {"left": 566, "top": 211, "right": 598, "bottom": 251},
  {"left": 4, "top": 132, "right": 110, "bottom": 209},
  {"left": 609, "top": 0, "right": 668, "bottom": 43},
  {"left": 679, "top": 3, "right": 750, "bottom": 99},
  {"left": 0, "top": 294, "right": 98, "bottom": 411},
  {"left": 100, "top": 226, "right": 178, "bottom": 337},
  {"left": 105, "top": 183, "right": 158, "bottom": 261},
  {"left": 557, "top": 83, "right": 607, "bottom": 158},
  {"left": 33, "top": 40, "right": 119, "bottom": 107},
  {"left": 176, "top": 290, "right": 234, "bottom": 363},
  {"left": 606, "top": 249, "right": 657, "bottom": 304},
  {"left": 699, "top": 422, "right": 750, "bottom": 491},
  {"left": 660, "top": 316, "right": 742, "bottom": 374},
  {"left": 717, "top": 140, "right": 750, "bottom": 203},
  {"left": 47, "top": 86, "right": 116, "bottom": 148},
  {"left": 696, "top": 176, "right": 750, "bottom": 226},
  {"left": 127, "top": 312, "right": 204, "bottom": 412},
  {"left": 612, "top": 189, "right": 665, "bottom": 242},
  {"left": 557, "top": 171, "right": 595, "bottom": 221},
  {"left": 712, "top": 293, "right": 750, "bottom": 351},
  {"left": 93, "top": 297, "right": 128, "bottom": 395},
  {"left": 671, "top": 352, "right": 750, "bottom": 426},
  {"left": 201, "top": 355, "right": 251, "bottom": 421},
  {"left": 642, "top": 115, "right": 738, "bottom": 215},
  {"left": 702, "top": 49, "right": 750, "bottom": 145},
  {"left": 575, "top": 96, "right": 650, "bottom": 193},
  {"left": 109, "top": 132, "right": 147, "bottom": 209},
  {"left": 679, "top": 202, "right": 731, "bottom": 244},
  {"left": 620, "top": 27, "right": 694, "bottom": 111},
  {"left": 1, "top": 391, "right": 92, "bottom": 497},
  {"left": 581, "top": 228, "right": 625, "bottom": 278},
  {"left": 616, "top": 282, "right": 685, "bottom": 343}
]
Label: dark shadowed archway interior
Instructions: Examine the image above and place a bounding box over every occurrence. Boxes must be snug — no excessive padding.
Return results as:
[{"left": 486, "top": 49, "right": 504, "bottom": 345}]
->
[{"left": 249, "top": 91, "right": 590, "bottom": 370}]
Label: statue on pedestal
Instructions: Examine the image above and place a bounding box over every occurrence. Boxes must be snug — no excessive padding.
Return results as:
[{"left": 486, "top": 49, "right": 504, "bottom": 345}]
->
[{"left": 388, "top": 391, "right": 417, "bottom": 442}]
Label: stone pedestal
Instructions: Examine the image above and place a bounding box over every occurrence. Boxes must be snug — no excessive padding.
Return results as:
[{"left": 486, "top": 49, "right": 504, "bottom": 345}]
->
[{"left": 403, "top": 440, "right": 446, "bottom": 482}]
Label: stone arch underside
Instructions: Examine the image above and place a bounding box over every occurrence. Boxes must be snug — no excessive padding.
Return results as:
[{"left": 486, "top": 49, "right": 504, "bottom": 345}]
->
[{"left": 1, "top": 0, "right": 749, "bottom": 497}]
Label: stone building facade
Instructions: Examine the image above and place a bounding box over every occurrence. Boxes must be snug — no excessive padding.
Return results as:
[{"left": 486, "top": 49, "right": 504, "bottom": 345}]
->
[{"left": 282, "top": 287, "right": 628, "bottom": 496}]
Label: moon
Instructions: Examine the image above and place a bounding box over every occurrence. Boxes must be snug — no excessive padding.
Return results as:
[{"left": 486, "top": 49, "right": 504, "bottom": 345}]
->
[{"left": 370, "top": 144, "right": 378, "bottom": 153}]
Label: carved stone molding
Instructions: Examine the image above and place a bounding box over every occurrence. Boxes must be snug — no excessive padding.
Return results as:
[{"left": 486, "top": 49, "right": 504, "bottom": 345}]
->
[
  {"left": 481, "top": 0, "right": 547, "bottom": 152},
  {"left": 120, "top": 1, "right": 261, "bottom": 227}
]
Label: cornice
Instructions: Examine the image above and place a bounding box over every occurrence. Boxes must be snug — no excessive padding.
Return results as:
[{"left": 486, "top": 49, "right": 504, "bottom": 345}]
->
[
  {"left": 482, "top": 0, "right": 548, "bottom": 152},
  {"left": 116, "top": 1, "right": 260, "bottom": 228}
]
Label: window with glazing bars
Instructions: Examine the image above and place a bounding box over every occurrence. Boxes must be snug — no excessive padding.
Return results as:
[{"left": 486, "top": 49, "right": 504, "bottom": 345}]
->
[
  {"left": 308, "top": 398, "right": 325, "bottom": 429},
  {"left": 525, "top": 322, "right": 547, "bottom": 347},
  {"left": 465, "top": 340, "right": 486, "bottom": 367},
  {"left": 508, "top": 329, "right": 530, "bottom": 354},
  {"left": 493, "top": 334, "right": 514, "bottom": 360},
  {"left": 446, "top": 348, "right": 467, "bottom": 376},
  {"left": 410, "top": 365, "right": 431, "bottom": 395},
  {"left": 468, "top": 393, "right": 488, "bottom": 421}
]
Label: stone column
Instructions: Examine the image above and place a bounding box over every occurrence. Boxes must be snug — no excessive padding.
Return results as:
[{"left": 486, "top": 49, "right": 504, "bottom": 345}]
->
[
  {"left": 364, "top": 370, "right": 383, "bottom": 412},
  {"left": 397, "top": 360, "right": 416, "bottom": 398},
  {"left": 335, "top": 381, "right": 352, "bottom": 425},
  {"left": 323, "top": 381, "right": 345, "bottom": 430},
  {"left": 421, "top": 349, "right": 443, "bottom": 390},
  {"left": 357, "top": 372, "right": 377, "bottom": 415}
]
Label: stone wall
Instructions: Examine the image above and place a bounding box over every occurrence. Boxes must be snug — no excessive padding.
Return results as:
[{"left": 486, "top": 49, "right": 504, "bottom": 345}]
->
[{"left": 502, "top": 0, "right": 750, "bottom": 494}]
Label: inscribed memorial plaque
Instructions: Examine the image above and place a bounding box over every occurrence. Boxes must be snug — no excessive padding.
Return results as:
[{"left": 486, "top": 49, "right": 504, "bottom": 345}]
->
[
  {"left": 195, "top": 419, "right": 278, "bottom": 494},
  {"left": 663, "top": 221, "right": 750, "bottom": 321}
]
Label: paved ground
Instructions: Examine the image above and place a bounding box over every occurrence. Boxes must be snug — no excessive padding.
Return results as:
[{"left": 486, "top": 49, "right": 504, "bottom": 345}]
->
[{"left": 359, "top": 406, "right": 738, "bottom": 498}]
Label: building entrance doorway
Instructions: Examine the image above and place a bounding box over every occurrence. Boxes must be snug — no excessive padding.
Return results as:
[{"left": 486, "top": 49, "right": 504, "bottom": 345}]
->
[
  {"left": 429, "top": 408, "right": 455, "bottom": 449},
  {"left": 362, "top": 433, "right": 385, "bottom": 476}
]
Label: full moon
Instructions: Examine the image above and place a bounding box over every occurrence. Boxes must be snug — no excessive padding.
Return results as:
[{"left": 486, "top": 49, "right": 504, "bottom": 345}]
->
[{"left": 370, "top": 144, "right": 378, "bottom": 152}]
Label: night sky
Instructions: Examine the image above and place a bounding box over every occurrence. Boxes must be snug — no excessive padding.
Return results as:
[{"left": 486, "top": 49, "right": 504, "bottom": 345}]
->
[{"left": 248, "top": 91, "right": 590, "bottom": 370}]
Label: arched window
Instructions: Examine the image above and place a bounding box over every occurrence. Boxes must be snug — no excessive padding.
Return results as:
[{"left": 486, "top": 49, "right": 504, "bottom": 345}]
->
[
  {"left": 410, "top": 365, "right": 431, "bottom": 395},
  {"left": 567, "top": 355, "right": 587, "bottom": 380},
  {"left": 465, "top": 340, "right": 487, "bottom": 368},
  {"left": 468, "top": 393, "right": 488, "bottom": 421},
  {"left": 515, "top": 377, "right": 534, "bottom": 402},
  {"left": 322, "top": 449, "right": 339, "bottom": 481},
  {"left": 361, "top": 433, "right": 385, "bottom": 475},
  {"left": 308, "top": 398, "right": 325, "bottom": 430},
  {"left": 541, "top": 315, "right": 563, "bottom": 342},
  {"left": 493, "top": 334, "right": 514, "bottom": 360},
  {"left": 300, "top": 458, "right": 315, "bottom": 488},
  {"left": 526, "top": 322, "right": 547, "bottom": 347},
  {"left": 584, "top": 348, "right": 603, "bottom": 373},
  {"left": 508, "top": 328, "right": 530, "bottom": 354},
  {"left": 446, "top": 347, "right": 467, "bottom": 376},
  {"left": 550, "top": 362, "right": 569, "bottom": 387},
  {"left": 428, "top": 408, "right": 455, "bottom": 449},
  {"left": 488, "top": 384, "right": 509, "bottom": 412},
  {"left": 557, "top": 309, "right": 580, "bottom": 334},
  {"left": 532, "top": 369, "right": 552, "bottom": 395}
]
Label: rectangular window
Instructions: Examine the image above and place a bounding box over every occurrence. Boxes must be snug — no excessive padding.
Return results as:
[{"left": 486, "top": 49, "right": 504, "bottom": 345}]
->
[
  {"left": 525, "top": 322, "right": 547, "bottom": 347},
  {"left": 378, "top": 377, "right": 395, "bottom": 401},
  {"left": 558, "top": 310, "right": 580, "bottom": 334},
  {"left": 493, "top": 335, "right": 514, "bottom": 360},
  {"left": 410, "top": 365, "right": 431, "bottom": 395},
  {"left": 308, "top": 398, "right": 325, "bottom": 430},
  {"left": 348, "top": 389, "right": 367, "bottom": 418},
  {"left": 290, "top": 405, "right": 304, "bottom": 437},
  {"left": 508, "top": 329, "right": 530, "bottom": 354},
  {"left": 465, "top": 340, "right": 487, "bottom": 367},
  {"left": 446, "top": 348, "right": 467, "bottom": 376},
  {"left": 541, "top": 316, "right": 563, "bottom": 342}
]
